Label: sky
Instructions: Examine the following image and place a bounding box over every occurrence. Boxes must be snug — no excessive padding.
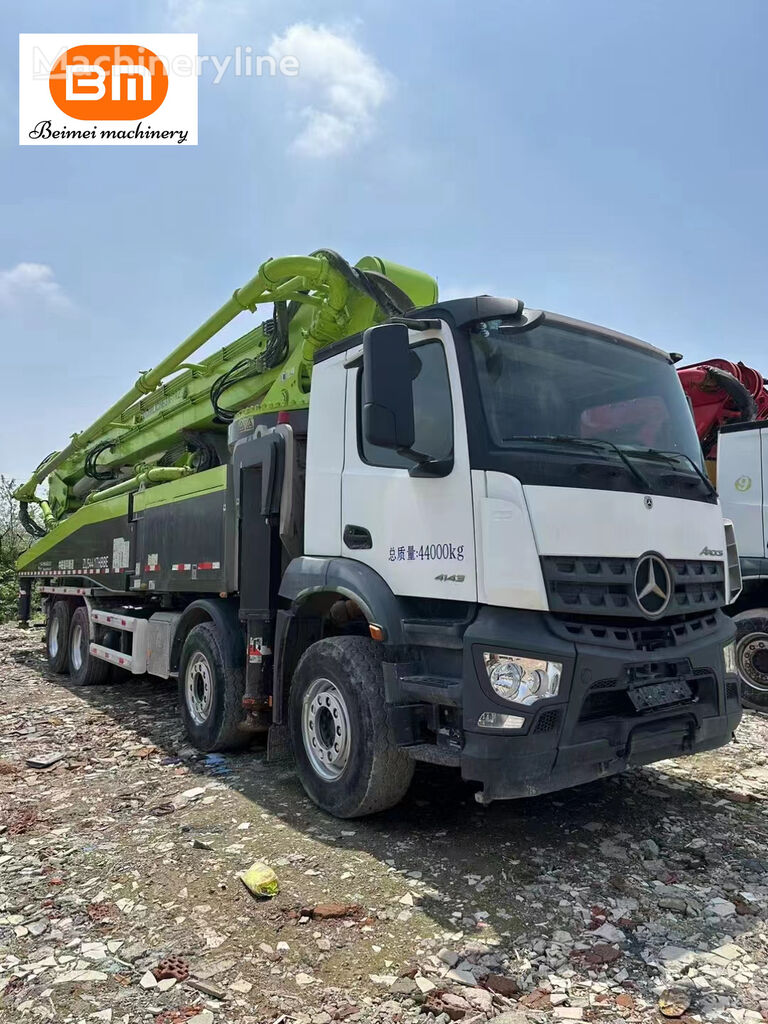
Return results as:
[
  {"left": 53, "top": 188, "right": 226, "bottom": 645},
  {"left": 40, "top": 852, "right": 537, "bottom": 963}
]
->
[{"left": 1, "top": 0, "right": 767, "bottom": 483}]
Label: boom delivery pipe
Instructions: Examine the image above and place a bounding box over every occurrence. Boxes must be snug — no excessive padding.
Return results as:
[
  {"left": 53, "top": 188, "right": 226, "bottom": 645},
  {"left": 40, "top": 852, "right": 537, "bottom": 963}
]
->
[
  {"left": 14, "top": 252, "right": 438, "bottom": 529},
  {"left": 14, "top": 255, "right": 331, "bottom": 504}
]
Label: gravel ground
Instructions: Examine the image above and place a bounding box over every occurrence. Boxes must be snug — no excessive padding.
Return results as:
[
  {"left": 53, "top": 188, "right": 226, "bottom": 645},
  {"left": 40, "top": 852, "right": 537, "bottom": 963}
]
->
[{"left": 3, "top": 622, "right": 768, "bottom": 1024}]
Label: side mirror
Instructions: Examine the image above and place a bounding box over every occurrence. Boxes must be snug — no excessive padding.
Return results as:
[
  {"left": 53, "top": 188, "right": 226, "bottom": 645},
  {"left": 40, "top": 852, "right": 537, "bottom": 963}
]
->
[{"left": 362, "top": 324, "right": 415, "bottom": 451}]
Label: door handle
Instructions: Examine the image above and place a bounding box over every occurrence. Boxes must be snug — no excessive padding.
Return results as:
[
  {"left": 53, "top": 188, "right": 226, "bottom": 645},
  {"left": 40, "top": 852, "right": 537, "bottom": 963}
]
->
[{"left": 343, "top": 524, "right": 373, "bottom": 550}]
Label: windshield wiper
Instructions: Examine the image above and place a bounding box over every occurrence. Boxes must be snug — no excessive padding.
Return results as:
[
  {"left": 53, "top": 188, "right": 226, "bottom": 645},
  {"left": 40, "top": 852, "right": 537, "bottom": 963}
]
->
[
  {"left": 626, "top": 448, "right": 718, "bottom": 498},
  {"left": 502, "top": 435, "right": 651, "bottom": 489}
]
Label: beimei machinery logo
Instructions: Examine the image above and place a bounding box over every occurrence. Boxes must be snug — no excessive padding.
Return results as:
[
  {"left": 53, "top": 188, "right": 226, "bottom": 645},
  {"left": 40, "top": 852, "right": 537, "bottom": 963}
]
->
[{"left": 19, "top": 34, "right": 198, "bottom": 146}]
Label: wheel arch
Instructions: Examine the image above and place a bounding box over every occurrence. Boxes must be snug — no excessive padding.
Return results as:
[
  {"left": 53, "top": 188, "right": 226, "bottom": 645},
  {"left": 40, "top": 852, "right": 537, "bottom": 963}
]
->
[
  {"left": 170, "top": 597, "right": 243, "bottom": 674},
  {"left": 272, "top": 557, "right": 408, "bottom": 726}
]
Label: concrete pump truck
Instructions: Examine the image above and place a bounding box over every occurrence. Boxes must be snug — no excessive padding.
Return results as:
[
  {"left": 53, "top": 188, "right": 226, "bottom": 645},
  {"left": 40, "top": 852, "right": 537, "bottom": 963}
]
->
[{"left": 15, "top": 249, "right": 743, "bottom": 817}]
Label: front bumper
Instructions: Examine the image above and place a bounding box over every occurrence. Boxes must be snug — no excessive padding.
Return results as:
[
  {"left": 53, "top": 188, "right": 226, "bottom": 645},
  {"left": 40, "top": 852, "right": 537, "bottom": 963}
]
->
[{"left": 460, "top": 607, "right": 741, "bottom": 803}]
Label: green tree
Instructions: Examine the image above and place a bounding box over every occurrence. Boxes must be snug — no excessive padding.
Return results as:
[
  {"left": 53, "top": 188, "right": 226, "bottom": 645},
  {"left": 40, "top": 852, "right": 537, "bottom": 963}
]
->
[{"left": 0, "top": 476, "right": 32, "bottom": 622}]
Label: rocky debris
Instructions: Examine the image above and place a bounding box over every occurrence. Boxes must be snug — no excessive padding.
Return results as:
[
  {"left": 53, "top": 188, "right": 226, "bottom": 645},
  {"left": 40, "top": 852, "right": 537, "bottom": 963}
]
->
[
  {"left": 658, "top": 985, "right": 693, "bottom": 1017},
  {"left": 3, "top": 623, "right": 768, "bottom": 1023},
  {"left": 154, "top": 955, "right": 191, "bottom": 981},
  {"left": 304, "top": 903, "right": 364, "bottom": 920}
]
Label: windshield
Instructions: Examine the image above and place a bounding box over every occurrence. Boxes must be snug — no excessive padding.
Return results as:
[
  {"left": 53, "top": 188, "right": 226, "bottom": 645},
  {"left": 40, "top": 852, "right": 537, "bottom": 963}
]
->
[{"left": 465, "top": 317, "right": 711, "bottom": 500}]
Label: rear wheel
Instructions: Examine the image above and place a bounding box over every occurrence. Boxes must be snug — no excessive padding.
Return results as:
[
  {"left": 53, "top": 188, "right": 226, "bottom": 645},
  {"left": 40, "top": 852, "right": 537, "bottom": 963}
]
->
[
  {"left": 68, "top": 605, "right": 110, "bottom": 686},
  {"left": 178, "top": 622, "right": 253, "bottom": 751},
  {"left": 290, "top": 636, "right": 414, "bottom": 818},
  {"left": 46, "top": 601, "right": 71, "bottom": 674},
  {"left": 734, "top": 609, "right": 768, "bottom": 710}
]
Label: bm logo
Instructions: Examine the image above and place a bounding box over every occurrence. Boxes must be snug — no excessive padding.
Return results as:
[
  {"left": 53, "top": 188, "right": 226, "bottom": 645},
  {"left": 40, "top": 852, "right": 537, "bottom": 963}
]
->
[{"left": 49, "top": 44, "right": 168, "bottom": 120}]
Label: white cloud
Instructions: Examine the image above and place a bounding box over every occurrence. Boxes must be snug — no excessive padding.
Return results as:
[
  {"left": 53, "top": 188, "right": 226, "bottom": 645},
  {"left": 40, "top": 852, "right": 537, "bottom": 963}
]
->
[
  {"left": 165, "top": 0, "right": 249, "bottom": 31},
  {"left": 0, "top": 263, "right": 72, "bottom": 312},
  {"left": 268, "top": 24, "right": 391, "bottom": 157}
]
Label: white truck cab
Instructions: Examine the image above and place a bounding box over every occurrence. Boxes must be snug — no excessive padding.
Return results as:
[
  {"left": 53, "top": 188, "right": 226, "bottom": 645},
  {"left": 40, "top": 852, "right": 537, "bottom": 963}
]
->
[
  {"left": 280, "top": 296, "right": 743, "bottom": 806},
  {"left": 714, "top": 422, "right": 768, "bottom": 707}
]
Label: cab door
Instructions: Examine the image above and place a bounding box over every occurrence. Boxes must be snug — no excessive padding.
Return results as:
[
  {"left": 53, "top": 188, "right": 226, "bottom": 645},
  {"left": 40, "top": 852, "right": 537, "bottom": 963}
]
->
[{"left": 340, "top": 328, "right": 477, "bottom": 602}]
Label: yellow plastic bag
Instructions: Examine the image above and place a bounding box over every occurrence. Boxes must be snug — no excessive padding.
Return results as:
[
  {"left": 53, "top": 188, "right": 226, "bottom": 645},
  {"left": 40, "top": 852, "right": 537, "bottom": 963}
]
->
[{"left": 239, "top": 862, "right": 280, "bottom": 898}]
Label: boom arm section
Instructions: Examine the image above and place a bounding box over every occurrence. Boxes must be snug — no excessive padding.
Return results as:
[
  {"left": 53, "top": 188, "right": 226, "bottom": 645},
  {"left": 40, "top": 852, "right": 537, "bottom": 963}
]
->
[
  {"left": 15, "top": 250, "right": 437, "bottom": 532},
  {"left": 679, "top": 358, "right": 768, "bottom": 460}
]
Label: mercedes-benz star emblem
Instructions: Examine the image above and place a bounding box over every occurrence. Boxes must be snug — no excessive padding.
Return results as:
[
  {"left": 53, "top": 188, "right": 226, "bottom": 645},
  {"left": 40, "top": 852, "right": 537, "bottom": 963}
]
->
[{"left": 633, "top": 553, "right": 672, "bottom": 617}]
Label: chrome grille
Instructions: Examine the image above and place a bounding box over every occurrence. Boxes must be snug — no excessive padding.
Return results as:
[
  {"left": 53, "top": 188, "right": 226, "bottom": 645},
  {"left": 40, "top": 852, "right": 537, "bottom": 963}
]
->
[{"left": 541, "top": 556, "right": 725, "bottom": 619}]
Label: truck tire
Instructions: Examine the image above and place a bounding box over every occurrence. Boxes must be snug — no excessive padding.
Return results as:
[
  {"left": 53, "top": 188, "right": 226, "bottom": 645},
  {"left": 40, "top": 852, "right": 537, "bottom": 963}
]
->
[
  {"left": 289, "top": 636, "right": 415, "bottom": 818},
  {"left": 68, "top": 605, "right": 111, "bottom": 686},
  {"left": 734, "top": 609, "right": 768, "bottom": 710},
  {"left": 46, "top": 601, "right": 71, "bottom": 674},
  {"left": 178, "top": 622, "right": 253, "bottom": 751}
]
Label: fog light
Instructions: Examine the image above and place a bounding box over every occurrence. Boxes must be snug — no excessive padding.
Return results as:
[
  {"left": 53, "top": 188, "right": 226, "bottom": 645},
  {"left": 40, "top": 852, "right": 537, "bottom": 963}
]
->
[
  {"left": 724, "top": 641, "right": 737, "bottom": 674},
  {"left": 482, "top": 653, "right": 562, "bottom": 706},
  {"left": 477, "top": 712, "right": 526, "bottom": 730}
]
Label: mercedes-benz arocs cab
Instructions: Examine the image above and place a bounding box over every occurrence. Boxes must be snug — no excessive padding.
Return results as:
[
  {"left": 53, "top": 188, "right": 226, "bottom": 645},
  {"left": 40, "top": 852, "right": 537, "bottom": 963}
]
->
[{"left": 15, "top": 252, "right": 743, "bottom": 817}]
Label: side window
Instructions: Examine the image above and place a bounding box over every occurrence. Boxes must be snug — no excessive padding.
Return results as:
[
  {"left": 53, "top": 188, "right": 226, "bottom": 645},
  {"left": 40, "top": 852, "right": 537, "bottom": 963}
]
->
[{"left": 359, "top": 340, "right": 453, "bottom": 469}]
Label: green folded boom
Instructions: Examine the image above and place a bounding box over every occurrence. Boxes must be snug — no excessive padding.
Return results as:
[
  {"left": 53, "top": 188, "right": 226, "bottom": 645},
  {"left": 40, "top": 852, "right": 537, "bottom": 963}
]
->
[{"left": 14, "top": 250, "right": 437, "bottom": 555}]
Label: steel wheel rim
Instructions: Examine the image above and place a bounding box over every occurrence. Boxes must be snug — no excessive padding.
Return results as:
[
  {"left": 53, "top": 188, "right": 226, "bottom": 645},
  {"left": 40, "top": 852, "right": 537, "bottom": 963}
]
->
[
  {"left": 737, "top": 631, "right": 768, "bottom": 693},
  {"left": 49, "top": 618, "right": 59, "bottom": 658},
  {"left": 70, "top": 622, "right": 83, "bottom": 672},
  {"left": 302, "top": 677, "right": 351, "bottom": 782},
  {"left": 185, "top": 652, "right": 213, "bottom": 725}
]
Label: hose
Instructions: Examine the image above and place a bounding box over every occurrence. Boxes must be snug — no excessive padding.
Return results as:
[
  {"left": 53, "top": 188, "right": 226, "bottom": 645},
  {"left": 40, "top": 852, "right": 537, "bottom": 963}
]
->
[
  {"left": 19, "top": 502, "right": 46, "bottom": 539},
  {"left": 700, "top": 365, "right": 757, "bottom": 458},
  {"left": 208, "top": 251, "right": 414, "bottom": 423},
  {"left": 84, "top": 439, "right": 116, "bottom": 481}
]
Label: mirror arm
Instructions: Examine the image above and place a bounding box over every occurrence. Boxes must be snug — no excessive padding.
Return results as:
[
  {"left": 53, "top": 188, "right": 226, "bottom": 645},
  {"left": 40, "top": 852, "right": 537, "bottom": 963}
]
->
[{"left": 395, "top": 445, "right": 430, "bottom": 465}]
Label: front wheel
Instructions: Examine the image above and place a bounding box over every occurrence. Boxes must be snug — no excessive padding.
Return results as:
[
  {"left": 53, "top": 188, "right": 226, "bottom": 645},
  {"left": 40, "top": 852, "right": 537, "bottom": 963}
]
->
[
  {"left": 734, "top": 609, "right": 768, "bottom": 711},
  {"left": 290, "top": 636, "right": 414, "bottom": 818}
]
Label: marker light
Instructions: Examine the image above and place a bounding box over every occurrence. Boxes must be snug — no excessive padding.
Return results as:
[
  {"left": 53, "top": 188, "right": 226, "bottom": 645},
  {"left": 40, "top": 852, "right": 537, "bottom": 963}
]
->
[{"left": 477, "top": 712, "right": 526, "bottom": 730}]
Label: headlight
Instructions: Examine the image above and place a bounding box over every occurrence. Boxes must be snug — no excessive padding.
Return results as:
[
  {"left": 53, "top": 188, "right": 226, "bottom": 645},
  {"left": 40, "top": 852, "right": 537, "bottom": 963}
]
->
[
  {"left": 483, "top": 653, "right": 562, "bottom": 706},
  {"left": 724, "top": 641, "right": 737, "bottom": 674}
]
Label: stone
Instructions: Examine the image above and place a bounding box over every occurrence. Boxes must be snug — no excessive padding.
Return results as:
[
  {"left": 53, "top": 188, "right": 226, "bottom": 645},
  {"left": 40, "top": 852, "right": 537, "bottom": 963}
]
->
[
  {"left": 713, "top": 944, "right": 745, "bottom": 961},
  {"left": 26, "top": 752, "right": 66, "bottom": 769},
  {"left": 486, "top": 974, "right": 519, "bottom": 996},
  {"left": 390, "top": 976, "right": 420, "bottom": 997},
  {"left": 187, "top": 978, "right": 227, "bottom": 999},
  {"left": 369, "top": 974, "right": 397, "bottom": 986},
  {"left": 591, "top": 922, "right": 625, "bottom": 943},
  {"left": 445, "top": 967, "right": 478, "bottom": 987},
  {"left": 640, "top": 838, "right": 661, "bottom": 858},
  {"left": 54, "top": 970, "right": 108, "bottom": 984},
  {"left": 296, "top": 972, "right": 315, "bottom": 986},
  {"left": 230, "top": 979, "right": 253, "bottom": 993},
  {"left": 464, "top": 988, "right": 494, "bottom": 1013},
  {"left": 659, "top": 946, "right": 697, "bottom": 963},
  {"left": 553, "top": 1010, "right": 583, "bottom": 1021},
  {"left": 658, "top": 986, "right": 692, "bottom": 1018},
  {"left": 187, "top": 1014, "right": 215, "bottom": 1024},
  {"left": 658, "top": 897, "right": 688, "bottom": 912},
  {"left": 437, "top": 948, "right": 460, "bottom": 967},
  {"left": 708, "top": 898, "right": 737, "bottom": 917},
  {"left": 415, "top": 975, "right": 436, "bottom": 994}
]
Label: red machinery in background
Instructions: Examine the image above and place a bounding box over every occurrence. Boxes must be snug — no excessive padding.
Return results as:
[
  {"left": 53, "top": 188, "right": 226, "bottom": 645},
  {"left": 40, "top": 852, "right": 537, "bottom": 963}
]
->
[{"left": 678, "top": 359, "right": 768, "bottom": 458}]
